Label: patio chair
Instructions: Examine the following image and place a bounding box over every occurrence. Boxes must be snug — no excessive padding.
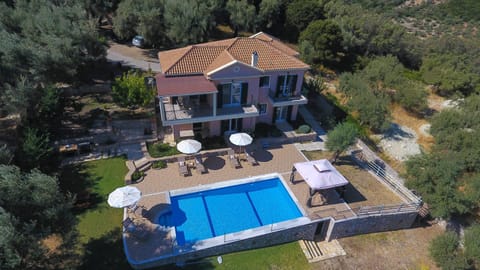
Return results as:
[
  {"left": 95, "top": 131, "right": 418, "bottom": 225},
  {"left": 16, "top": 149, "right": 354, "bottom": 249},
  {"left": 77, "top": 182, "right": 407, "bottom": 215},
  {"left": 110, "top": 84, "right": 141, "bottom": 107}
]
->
[
  {"left": 178, "top": 157, "right": 189, "bottom": 176},
  {"left": 227, "top": 149, "right": 241, "bottom": 169},
  {"left": 122, "top": 217, "right": 149, "bottom": 240},
  {"left": 194, "top": 154, "right": 207, "bottom": 174},
  {"left": 128, "top": 204, "right": 147, "bottom": 219},
  {"left": 244, "top": 150, "right": 258, "bottom": 166}
]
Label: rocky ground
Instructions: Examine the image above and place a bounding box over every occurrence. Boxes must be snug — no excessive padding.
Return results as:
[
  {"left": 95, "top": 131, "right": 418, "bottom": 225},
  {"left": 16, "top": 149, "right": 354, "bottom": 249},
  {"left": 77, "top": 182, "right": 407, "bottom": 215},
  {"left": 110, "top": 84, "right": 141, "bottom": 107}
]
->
[{"left": 373, "top": 124, "right": 422, "bottom": 162}]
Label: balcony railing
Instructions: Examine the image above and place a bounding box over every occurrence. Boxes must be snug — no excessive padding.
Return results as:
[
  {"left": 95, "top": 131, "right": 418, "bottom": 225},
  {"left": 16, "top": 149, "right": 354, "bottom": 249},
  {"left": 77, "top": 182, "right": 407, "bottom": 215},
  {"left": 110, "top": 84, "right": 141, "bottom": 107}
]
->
[
  {"left": 268, "top": 89, "right": 308, "bottom": 106},
  {"left": 162, "top": 102, "right": 258, "bottom": 124}
]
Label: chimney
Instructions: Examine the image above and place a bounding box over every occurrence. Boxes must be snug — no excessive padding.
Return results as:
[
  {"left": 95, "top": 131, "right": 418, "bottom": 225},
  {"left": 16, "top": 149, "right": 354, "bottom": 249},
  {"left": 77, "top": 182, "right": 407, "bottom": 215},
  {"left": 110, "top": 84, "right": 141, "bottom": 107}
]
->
[{"left": 251, "top": 51, "right": 258, "bottom": 67}]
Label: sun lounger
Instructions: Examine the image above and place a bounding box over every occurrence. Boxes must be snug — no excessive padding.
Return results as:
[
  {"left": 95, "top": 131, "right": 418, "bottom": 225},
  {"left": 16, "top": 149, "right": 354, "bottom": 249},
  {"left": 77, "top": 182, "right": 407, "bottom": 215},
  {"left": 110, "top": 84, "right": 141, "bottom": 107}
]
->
[
  {"left": 178, "top": 157, "right": 189, "bottom": 176},
  {"left": 227, "top": 149, "right": 241, "bottom": 168},
  {"left": 244, "top": 151, "right": 258, "bottom": 166},
  {"left": 194, "top": 154, "right": 207, "bottom": 174}
]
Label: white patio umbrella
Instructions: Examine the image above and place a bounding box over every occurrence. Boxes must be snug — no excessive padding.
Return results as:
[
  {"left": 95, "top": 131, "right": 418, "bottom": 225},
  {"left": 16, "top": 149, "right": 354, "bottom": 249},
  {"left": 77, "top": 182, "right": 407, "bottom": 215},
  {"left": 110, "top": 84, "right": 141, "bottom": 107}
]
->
[
  {"left": 229, "top": 133, "right": 253, "bottom": 153},
  {"left": 107, "top": 186, "right": 142, "bottom": 208},
  {"left": 176, "top": 139, "right": 202, "bottom": 154}
]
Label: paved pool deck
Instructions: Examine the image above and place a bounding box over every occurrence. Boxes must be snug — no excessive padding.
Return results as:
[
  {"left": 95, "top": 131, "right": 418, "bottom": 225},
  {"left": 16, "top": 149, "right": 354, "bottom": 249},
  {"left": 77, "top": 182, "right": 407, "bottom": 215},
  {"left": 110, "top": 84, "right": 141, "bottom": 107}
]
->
[{"left": 124, "top": 143, "right": 363, "bottom": 264}]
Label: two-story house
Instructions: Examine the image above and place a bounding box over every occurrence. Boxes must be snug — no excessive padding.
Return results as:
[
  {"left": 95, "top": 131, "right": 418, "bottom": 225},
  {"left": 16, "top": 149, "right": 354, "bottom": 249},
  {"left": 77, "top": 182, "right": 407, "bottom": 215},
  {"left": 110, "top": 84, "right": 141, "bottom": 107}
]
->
[{"left": 155, "top": 32, "right": 310, "bottom": 140}]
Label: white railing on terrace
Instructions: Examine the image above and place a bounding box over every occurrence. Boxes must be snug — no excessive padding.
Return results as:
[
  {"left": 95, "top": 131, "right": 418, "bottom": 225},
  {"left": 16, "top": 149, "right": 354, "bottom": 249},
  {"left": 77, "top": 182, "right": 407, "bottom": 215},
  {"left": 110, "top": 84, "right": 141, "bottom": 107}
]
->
[{"left": 350, "top": 139, "right": 422, "bottom": 204}]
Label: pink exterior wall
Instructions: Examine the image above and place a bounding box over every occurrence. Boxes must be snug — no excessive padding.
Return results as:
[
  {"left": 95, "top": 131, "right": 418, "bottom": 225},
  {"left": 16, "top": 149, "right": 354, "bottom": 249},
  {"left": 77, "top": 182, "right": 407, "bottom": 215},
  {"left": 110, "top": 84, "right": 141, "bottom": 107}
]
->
[
  {"left": 208, "top": 121, "right": 221, "bottom": 136},
  {"left": 166, "top": 66, "right": 306, "bottom": 139},
  {"left": 290, "top": 105, "right": 298, "bottom": 121},
  {"left": 208, "top": 62, "right": 263, "bottom": 80},
  {"left": 172, "top": 123, "right": 193, "bottom": 139},
  {"left": 242, "top": 117, "right": 256, "bottom": 131},
  {"left": 256, "top": 70, "right": 305, "bottom": 123}
]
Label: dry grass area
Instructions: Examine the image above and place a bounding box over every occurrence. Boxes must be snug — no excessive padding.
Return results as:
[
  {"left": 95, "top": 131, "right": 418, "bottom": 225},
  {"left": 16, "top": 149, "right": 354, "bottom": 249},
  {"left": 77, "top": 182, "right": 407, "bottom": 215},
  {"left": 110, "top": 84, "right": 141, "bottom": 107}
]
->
[
  {"left": 41, "top": 234, "right": 62, "bottom": 254},
  {"left": 313, "top": 223, "right": 444, "bottom": 270},
  {"left": 303, "top": 151, "right": 404, "bottom": 208},
  {"left": 390, "top": 104, "right": 435, "bottom": 151}
]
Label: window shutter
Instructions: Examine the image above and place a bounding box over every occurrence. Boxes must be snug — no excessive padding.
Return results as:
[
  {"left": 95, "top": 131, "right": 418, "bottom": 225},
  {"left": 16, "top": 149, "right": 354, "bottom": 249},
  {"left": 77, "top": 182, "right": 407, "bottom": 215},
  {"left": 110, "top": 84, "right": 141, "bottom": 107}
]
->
[
  {"left": 272, "top": 107, "right": 277, "bottom": 124},
  {"left": 241, "top": 83, "right": 248, "bottom": 105},
  {"left": 217, "top": 84, "right": 223, "bottom": 108},
  {"left": 276, "top": 76, "right": 285, "bottom": 97},
  {"left": 290, "top": 75, "right": 298, "bottom": 95}
]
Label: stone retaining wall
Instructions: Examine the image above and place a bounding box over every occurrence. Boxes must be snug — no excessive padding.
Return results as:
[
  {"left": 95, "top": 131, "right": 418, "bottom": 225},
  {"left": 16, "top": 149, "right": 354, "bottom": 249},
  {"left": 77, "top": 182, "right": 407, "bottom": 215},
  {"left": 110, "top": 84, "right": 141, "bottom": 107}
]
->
[
  {"left": 326, "top": 211, "right": 418, "bottom": 241},
  {"left": 130, "top": 221, "right": 323, "bottom": 269}
]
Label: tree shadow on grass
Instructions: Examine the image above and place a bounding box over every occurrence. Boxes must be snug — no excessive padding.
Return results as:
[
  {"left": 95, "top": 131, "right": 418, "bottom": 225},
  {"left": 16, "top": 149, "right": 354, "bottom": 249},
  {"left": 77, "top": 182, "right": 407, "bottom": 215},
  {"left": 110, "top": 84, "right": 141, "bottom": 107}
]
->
[
  {"left": 58, "top": 163, "right": 103, "bottom": 214},
  {"left": 342, "top": 183, "right": 367, "bottom": 204},
  {"left": 80, "top": 228, "right": 216, "bottom": 270},
  {"left": 79, "top": 229, "right": 131, "bottom": 270}
]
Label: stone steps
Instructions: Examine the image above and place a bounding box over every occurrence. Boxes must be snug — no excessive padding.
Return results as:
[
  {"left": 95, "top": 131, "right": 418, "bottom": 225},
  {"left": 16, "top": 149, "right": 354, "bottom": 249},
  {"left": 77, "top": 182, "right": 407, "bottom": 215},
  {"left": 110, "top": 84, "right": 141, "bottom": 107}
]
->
[
  {"left": 299, "top": 239, "right": 346, "bottom": 263},
  {"left": 301, "top": 240, "right": 323, "bottom": 260}
]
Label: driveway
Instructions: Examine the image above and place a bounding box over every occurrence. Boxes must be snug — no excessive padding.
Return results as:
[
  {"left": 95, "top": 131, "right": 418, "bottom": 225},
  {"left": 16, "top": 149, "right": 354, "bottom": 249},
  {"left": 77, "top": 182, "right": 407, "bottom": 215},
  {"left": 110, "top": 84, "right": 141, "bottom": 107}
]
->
[{"left": 107, "top": 42, "right": 161, "bottom": 72}]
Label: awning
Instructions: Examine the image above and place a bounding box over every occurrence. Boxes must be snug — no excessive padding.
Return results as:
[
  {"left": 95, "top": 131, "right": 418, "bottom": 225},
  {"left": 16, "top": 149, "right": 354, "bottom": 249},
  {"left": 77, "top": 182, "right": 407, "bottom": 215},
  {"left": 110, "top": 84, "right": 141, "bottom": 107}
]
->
[
  {"left": 292, "top": 159, "right": 349, "bottom": 190},
  {"left": 156, "top": 74, "right": 218, "bottom": 97}
]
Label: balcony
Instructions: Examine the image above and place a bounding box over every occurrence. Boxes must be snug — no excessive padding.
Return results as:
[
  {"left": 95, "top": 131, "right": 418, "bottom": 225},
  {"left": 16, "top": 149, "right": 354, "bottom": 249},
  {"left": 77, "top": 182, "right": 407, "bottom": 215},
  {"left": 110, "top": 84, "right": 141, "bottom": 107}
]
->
[
  {"left": 161, "top": 102, "right": 258, "bottom": 126},
  {"left": 268, "top": 89, "right": 308, "bottom": 107}
]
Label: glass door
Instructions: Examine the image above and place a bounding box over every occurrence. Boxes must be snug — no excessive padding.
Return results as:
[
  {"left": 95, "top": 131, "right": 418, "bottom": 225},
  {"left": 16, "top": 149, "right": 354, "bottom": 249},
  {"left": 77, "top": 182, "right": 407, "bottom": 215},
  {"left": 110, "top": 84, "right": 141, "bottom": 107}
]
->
[
  {"left": 275, "top": 106, "right": 288, "bottom": 122},
  {"left": 222, "top": 83, "right": 242, "bottom": 107}
]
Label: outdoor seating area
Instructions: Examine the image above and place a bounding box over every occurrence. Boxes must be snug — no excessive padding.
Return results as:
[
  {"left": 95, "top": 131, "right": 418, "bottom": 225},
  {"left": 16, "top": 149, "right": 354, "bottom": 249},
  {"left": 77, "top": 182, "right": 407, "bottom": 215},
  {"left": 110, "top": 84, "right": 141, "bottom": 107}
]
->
[
  {"left": 177, "top": 156, "right": 189, "bottom": 176},
  {"left": 194, "top": 154, "right": 207, "bottom": 174},
  {"left": 228, "top": 149, "right": 241, "bottom": 168}
]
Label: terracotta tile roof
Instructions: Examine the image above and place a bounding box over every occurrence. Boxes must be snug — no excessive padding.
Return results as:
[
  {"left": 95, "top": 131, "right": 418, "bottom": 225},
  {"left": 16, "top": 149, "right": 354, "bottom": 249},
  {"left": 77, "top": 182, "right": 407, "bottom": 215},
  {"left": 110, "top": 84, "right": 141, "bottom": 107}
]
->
[
  {"left": 158, "top": 32, "right": 309, "bottom": 76},
  {"left": 155, "top": 74, "right": 217, "bottom": 96},
  {"left": 204, "top": 50, "right": 235, "bottom": 74},
  {"left": 249, "top": 32, "right": 300, "bottom": 57}
]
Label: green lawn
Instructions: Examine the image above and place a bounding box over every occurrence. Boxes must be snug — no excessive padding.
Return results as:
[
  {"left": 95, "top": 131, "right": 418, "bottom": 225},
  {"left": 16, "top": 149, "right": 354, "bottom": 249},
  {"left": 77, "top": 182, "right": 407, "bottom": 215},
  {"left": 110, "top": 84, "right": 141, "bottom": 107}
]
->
[
  {"left": 76, "top": 157, "right": 128, "bottom": 244},
  {"left": 208, "top": 242, "right": 310, "bottom": 270},
  {"left": 60, "top": 156, "right": 310, "bottom": 270},
  {"left": 156, "top": 241, "right": 310, "bottom": 270},
  {"left": 59, "top": 156, "right": 128, "bottom": 245}
]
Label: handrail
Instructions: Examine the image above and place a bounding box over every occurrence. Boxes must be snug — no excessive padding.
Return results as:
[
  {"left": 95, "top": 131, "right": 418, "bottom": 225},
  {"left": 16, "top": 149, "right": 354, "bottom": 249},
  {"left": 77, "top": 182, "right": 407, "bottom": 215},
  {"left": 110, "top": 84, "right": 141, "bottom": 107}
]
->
[{"left": 351, "top": 139, "right": 422, "bottom": 204}]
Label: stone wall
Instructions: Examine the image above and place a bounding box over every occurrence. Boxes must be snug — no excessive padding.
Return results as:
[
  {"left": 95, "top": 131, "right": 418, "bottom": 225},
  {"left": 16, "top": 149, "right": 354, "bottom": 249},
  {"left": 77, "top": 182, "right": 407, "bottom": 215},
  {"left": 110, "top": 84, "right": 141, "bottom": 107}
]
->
[
  {"left": 326, "top": 211, "right": 418, "bottom": 241},
  {"left": 130, "top": 221, "right": 323, "bottom": 269}
]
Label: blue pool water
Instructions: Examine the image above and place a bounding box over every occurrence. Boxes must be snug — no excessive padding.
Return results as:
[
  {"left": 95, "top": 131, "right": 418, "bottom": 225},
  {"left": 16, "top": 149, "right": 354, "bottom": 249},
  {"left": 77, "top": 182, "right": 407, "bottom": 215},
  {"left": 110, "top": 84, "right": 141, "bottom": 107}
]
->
[{"left": 161, "top": 177, "right": 303, "bottom": 246}]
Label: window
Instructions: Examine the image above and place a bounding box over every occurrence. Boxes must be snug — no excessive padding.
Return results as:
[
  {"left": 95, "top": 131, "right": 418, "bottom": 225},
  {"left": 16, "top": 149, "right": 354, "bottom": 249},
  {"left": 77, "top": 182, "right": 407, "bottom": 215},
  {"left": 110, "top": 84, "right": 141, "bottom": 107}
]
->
[
  {"left": 259, "top": 104, "right": 267, "bottom": 115},
  {"left": 276, "top": 75, "right": 298, "bottom": 97},
  {"left": 259, "top": 76, "right": 270, "bottom": 87},
  {"left": 222, "top": 83, "right": 242, "bottom": 106}
]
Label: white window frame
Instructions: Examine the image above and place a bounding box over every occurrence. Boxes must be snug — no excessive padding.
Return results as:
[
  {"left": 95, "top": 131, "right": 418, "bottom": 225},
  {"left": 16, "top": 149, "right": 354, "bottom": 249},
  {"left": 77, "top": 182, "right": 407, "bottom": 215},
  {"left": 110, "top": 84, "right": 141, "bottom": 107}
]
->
[{"left": 222, "top": 83, "right": 242, "bottom": 107}]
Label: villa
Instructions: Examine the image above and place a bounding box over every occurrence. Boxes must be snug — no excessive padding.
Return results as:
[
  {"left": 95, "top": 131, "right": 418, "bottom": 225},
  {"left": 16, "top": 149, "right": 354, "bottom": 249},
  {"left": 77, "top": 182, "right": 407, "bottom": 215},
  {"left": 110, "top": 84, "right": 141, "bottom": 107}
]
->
[
  {"left": 155, "top": 32, "right": 309, "bottom": 140},
  {"left": 119, "top": 33, "right": 423, "bottom": 269}
]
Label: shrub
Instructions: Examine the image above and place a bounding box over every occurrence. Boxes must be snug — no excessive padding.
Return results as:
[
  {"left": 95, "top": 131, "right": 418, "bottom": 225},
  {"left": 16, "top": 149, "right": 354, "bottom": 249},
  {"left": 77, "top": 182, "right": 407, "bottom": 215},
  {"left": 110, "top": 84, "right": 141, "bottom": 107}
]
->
[
  {"left": 147, "top": 142, "right": 180, "bottom": 158},
  {"left": 271, "top": 128, "right": 282, "bottom": 137},
  {"left": 131, "top": 170, "right": 144, "bottom": 182},
  {"left": 151, "top": 160, "right": 167, "bottom": 169},
  {"left": 296, "top": 124, "right": 311, "bottom": 134},
  {"left": 112, "top": 70, "right": 155, "bottom": 108},
  {"left": 254, "top": 122, "right": 282, "bottom": 138},
  {"left": 464, "top": 224, "right": 480, "bottom": 264},
  {"left": 429, "top": 232, "right": 470, "bottom": 270}
]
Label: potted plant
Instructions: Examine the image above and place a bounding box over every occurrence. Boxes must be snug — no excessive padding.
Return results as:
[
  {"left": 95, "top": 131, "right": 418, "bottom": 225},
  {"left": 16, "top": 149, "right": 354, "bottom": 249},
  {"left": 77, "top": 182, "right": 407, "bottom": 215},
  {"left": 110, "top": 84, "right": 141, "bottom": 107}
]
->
[{"left": 131, "top": 170, "right": 145, "bottom": 182}]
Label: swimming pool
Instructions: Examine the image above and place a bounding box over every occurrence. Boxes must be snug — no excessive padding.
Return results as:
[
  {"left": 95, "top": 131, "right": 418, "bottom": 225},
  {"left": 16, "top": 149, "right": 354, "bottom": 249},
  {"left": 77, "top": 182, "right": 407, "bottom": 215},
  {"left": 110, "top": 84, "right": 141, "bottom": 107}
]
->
[{"left": 162, "top": 176, "right": 303, "bottom": 246}]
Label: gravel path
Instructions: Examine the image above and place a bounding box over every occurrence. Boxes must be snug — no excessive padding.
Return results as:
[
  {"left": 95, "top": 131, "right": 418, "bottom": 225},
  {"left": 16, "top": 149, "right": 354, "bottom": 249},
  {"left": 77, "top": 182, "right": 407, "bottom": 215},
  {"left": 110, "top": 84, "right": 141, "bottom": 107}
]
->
[{"left": 373, "top": 123, "right": 421, "bottom": 162}]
